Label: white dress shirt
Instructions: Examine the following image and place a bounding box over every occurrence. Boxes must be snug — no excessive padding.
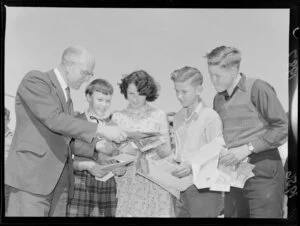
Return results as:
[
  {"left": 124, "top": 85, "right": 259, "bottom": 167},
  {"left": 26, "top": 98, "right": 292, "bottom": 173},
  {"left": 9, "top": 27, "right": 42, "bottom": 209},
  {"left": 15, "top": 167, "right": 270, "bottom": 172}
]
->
[{"left": 54, "top": 68, "right": 68, "bottom": 102}]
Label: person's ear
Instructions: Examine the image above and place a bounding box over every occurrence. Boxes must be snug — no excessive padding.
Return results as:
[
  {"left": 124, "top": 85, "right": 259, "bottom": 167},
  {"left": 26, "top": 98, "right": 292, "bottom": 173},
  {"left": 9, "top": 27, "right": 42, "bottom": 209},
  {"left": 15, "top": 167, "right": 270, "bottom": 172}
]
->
[
  {"left": 86, "top": 94, "right": 92, "bottom": 104},
  {"left": 196, "top": 85, "right": 203, "bottom": 96},
  {"left": 231, "top": 65, "right": 239, "bottom": 77}
]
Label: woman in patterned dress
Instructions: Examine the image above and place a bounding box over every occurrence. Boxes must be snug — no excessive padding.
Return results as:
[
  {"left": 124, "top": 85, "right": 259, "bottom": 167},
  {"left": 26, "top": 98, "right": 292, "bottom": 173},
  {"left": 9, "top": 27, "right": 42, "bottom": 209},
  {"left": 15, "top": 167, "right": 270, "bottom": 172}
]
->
[{"left": 111, "top": 70, "right": 175, "bottom": 217}]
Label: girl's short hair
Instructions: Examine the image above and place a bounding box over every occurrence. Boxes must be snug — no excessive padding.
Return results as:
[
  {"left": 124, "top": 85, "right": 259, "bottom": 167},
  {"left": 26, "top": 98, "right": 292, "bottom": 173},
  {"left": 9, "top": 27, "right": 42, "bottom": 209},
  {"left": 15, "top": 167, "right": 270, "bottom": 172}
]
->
[
  {"left": 85, "top": 79, "right": 113, "bottom": 96},
  {"left": 119, "top": 70, "right": 159, "bottom": 102}
]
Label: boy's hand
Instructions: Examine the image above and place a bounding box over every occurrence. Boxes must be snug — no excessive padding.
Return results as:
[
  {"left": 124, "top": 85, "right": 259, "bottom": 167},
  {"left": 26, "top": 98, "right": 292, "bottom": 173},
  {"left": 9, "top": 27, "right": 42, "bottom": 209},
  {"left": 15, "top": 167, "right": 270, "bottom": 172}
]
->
[
  {"left": 88, "top": 162, "right": 108, "bottom": 178},
  {"left": 171, "top": 161, "right": 192, "bottom": 178},
  {"left": 219, "top": 145, "right": 250, "bottom": 167}
]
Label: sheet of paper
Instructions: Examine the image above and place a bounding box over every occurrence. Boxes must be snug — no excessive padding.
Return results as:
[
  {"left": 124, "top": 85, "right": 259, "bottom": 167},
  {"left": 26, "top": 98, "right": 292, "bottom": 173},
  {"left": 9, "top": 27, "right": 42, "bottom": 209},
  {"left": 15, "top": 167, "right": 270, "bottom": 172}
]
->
[
  {"left": 138, "top": 172, "right": 181, "bottom": 199},
  {"left": 98, "top": 158, "right": 134, "bottom": 172},
  {"left": 147, "top": 158, "right": 193, "bottom": 192},
  {"left": 209, "top": 169, "right": 231, "bottom": 192},
  {"left": 192, "top": 154, "right": 220, "bottom": 190},
  {"left": 189, "top": 137, "right": 225, "bottom": 190},
  {"left": 218, "top": 161, "right": 255, "bottom": 189},
  {"left": 95, "top": 172, "right": 114, "bottom": 182},
  {"left": 109, "top": 153, "right": 137, "bottom": 163},
  {"left": 125, "top": 131, "right": 161, "bottom": 140},
  {"left": 133, "top": 136, "right": 165, "bottom": 152}
]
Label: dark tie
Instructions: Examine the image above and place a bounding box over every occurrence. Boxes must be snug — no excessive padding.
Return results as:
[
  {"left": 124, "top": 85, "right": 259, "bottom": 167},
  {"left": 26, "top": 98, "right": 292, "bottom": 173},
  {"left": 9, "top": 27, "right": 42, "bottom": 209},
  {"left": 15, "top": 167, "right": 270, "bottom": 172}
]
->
[
  {"left": 224, "top": 90, "right": 230, "bottom": 101},
  {"left": 219, "top": 90, "right": 230, "bottom": 101},
  {"left": 65, "top": 87, "right": 75, "bottom": 198},
  {"left": 65, "top": 87, "right": 74, "bottom": 115}
]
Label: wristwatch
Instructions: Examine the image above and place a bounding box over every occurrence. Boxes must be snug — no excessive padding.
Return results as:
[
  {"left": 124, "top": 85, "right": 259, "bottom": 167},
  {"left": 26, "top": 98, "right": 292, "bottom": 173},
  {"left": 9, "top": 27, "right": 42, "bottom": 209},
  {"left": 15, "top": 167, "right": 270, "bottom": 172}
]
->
[{"left": 247, "top": 142, "right": 255, "bottom": 155}]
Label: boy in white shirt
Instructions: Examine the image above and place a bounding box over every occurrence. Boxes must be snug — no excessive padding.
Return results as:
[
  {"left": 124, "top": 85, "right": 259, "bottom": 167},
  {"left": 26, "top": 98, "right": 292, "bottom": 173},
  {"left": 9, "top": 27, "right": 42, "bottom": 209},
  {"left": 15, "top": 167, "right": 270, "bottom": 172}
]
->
[{"left": 170, "top": 66, "right": 223, "bottom": 217}]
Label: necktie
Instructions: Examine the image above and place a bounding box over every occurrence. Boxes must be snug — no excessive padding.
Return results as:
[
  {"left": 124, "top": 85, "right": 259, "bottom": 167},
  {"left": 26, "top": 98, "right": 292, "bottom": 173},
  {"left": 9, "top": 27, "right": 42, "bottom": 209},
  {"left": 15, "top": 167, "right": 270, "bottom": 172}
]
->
[
  {"left": 224, "top": 90, "right": 230, "bottom": 101},
  {"left": 65, "top": 87, "right": 74, "bottom": 198},
  {"left": 65, "top": 87, "right": 74, "bottom": 115}
]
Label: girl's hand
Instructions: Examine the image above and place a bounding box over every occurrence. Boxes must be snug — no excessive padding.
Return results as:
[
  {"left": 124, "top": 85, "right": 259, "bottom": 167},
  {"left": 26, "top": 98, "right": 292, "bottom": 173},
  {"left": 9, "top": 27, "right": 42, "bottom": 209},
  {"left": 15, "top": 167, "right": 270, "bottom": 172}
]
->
[{"left": 112, "top": 166, "right": 127, "bottom": 176}]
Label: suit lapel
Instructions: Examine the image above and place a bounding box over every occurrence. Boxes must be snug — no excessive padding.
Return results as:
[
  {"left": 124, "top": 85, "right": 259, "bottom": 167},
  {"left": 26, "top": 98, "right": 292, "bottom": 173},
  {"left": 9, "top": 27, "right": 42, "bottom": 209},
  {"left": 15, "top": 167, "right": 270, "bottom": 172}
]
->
[{"left": 48, "top": 70, "right": 69, "bottom": 113}]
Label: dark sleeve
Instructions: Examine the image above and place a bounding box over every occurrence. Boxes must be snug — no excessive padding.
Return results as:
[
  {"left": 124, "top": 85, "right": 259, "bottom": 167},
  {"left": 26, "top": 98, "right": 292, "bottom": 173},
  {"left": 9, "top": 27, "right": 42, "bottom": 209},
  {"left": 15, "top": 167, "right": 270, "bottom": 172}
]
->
[
  {"left": 250, "top": 79, "right": 288, "bottom": 153},
  {"left": 18, "top": 72, "right": 98, "bottom": 143},
  {"left": 71, "top": 137, "right": 99, "bottom": 160}
]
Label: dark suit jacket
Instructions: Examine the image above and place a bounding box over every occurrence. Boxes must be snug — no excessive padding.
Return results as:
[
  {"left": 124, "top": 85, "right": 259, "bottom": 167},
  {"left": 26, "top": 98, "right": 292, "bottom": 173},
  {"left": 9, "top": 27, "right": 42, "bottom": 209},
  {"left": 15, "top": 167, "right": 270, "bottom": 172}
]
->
[
  {"left": 5, "top": 70, "right": 98, "bottom": 195},
  {"left": 70, "top": 113, "right": 98, "bottom": 162}
]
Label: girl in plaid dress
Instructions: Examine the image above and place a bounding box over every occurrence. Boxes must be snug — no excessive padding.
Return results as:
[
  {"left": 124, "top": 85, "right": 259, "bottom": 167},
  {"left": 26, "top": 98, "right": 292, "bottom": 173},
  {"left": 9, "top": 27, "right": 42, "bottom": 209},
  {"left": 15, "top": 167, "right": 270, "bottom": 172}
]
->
[{"left": 66, "top": 79, "right": 125, "bottom": 217}]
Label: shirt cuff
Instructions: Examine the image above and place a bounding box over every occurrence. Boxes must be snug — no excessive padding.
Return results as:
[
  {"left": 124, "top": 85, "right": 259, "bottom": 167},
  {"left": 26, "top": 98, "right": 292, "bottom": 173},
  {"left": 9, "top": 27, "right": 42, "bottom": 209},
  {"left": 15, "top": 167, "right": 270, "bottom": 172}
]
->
[{"left": 250, "top": 138, "right": 268, "bottom": 153}]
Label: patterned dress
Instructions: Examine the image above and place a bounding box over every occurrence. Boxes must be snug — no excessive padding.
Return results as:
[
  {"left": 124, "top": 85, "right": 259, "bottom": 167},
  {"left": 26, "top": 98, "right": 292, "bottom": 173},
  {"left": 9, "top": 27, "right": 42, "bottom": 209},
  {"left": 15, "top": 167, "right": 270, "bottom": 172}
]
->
[{"left": 111, "top": 105, "right": 175, "bottom": 217}]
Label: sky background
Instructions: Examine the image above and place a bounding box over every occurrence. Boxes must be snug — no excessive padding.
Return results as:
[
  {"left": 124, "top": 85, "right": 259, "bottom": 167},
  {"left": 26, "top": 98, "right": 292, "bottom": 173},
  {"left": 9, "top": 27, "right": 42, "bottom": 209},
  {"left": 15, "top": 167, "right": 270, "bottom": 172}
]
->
[{"left": 5, "top": 7, "right": 289, "bottom": 130}]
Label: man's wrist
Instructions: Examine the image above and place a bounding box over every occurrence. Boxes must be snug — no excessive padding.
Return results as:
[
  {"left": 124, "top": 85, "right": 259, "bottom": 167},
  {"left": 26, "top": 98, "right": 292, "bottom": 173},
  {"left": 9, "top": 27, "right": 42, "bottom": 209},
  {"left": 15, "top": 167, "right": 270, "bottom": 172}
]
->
[{"left": 247, "top": 142, "right": 255, "bottom": 155}]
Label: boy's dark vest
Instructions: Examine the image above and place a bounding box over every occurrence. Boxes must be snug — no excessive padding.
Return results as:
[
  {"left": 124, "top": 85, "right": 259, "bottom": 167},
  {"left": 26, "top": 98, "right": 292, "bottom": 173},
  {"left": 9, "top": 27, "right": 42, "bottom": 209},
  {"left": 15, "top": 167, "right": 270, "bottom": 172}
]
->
[{"left": 215, "top": 77, "right": 280, "bottom": 163}]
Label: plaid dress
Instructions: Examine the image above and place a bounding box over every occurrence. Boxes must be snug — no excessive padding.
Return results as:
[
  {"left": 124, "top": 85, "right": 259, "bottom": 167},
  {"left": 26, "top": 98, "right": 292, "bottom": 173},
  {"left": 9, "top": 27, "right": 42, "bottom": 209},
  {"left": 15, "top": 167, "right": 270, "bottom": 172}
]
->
[{"left": 67, "top": 170, "right": 117, "bottom": 217}]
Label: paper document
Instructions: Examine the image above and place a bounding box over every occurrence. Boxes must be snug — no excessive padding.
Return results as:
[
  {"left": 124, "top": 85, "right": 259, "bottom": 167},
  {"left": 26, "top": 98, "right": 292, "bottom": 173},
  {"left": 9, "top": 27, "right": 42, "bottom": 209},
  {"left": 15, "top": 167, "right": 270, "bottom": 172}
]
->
[
  {"left": 95, "top": 172, "right": 115, "bottom": 182},
  {"left": 110, "top": 153, "right": 137, "bottom": 163},
  {"left": 190, "top": 137, "right": 225, "bottom": 190},
  {"left": 138, "top": 171, "right": 181, "bottom": 199},
  {"left": 229, "top": 162, "right": 255, "bottom": 188},
  {"left": 188, "top": 137, "right": 256, "bottom": 192},
  {"left": 115, "top": 131, "right": 164, "bottom": 153},
  {"left": 147, "top": 157, "right": 193, "bottom": 193},
  {"left": 98, "top": 158, "right": 135, "bottom": 172},
  {"left": 216, "top": 160, "right": 255, "bottom": 189},
  {"left": 126, "top": 131, "right": 160, "bottom": 140},
  {"left": 132, "top": 136, "right": 165, "bottom": 152},
  {"left": 209, "top": 169, "right": 231, "bottom": 192}
]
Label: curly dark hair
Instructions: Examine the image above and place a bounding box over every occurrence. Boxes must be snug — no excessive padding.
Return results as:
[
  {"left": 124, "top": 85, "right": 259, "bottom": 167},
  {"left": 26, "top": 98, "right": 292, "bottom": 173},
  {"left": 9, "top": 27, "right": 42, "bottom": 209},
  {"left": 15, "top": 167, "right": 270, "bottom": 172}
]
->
[{"left": 119, "top": 70, "right": 159, "bottom": 102}]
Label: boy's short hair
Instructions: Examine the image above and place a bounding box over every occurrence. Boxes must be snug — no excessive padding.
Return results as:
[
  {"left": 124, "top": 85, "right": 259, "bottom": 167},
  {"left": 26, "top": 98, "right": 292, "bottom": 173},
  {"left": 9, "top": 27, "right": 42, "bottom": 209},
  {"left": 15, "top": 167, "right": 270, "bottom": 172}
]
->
[
  {"left": 205, "top": 46, "right": 242, "bottom": 69},
  {"left": 5, "top": 107, "right": 10, "bottom": 120},
  {"left": 85, "top": 79, "right": 114, "bottom": 96},
  {"left": 170, "top": 66, "right": 203, "bottom": 86}
]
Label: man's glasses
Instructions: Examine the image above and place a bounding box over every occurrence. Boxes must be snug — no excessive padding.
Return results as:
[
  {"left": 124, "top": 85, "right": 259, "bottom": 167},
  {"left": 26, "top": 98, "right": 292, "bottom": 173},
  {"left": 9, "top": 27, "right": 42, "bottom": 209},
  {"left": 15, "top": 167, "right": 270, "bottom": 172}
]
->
[{"left": 81, "top": 70, "right": 94, "bottom": 78}]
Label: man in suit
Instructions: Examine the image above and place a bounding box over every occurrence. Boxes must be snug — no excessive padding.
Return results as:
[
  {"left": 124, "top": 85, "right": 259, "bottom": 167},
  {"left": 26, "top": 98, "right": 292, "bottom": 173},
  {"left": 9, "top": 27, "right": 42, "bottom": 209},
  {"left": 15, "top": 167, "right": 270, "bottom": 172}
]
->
[{"left": 5, "top": 45, "right": 127, "bottom": 216}]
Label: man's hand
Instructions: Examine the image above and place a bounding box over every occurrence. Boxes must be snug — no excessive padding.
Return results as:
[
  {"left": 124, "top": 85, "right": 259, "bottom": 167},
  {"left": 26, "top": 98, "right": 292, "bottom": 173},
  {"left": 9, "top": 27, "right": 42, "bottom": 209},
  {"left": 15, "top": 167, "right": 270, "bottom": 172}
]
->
[
  {"left": 96, "top": 153, "right": 115, "bottom": 165},
  {"left": 95, "top": 140, "right": 118, "bottom": 155},
  {"left": 97, "top": 124, "right": 127, "bottom": 143},
  {"left": 171, "top": 161, "right": 192, "bottom": 178},
  {"left": 219, "top": 144, "right": 251, "bottom": 167}
]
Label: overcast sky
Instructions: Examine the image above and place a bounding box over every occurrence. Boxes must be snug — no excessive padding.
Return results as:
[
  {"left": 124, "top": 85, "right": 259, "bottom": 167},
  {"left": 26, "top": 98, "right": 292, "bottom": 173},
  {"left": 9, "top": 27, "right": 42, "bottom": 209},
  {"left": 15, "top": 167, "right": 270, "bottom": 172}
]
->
[{"left": 5, "top": 7, "right": 289, "bottom": 130}]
